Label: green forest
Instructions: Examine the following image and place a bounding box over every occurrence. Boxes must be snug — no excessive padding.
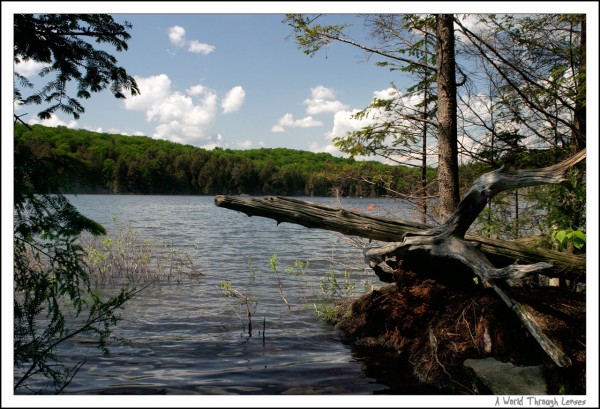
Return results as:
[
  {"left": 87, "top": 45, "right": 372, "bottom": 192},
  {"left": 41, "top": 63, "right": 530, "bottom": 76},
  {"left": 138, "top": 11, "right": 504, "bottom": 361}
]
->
[{"left": 14, "top": 123, "right": 436, "bottom": 197}]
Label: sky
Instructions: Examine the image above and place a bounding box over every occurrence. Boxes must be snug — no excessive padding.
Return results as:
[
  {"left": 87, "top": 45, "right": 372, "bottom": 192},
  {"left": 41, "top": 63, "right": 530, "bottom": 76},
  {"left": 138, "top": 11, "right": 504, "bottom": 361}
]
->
[
  {"left": 2, "top": 2, "right": 600, "bottom": 407},
  {"left": 8, "top": 6, "right": 415, "bottom": 155},
  {"left": 4, "top": 2, "right": 598, "bottom": 158}
]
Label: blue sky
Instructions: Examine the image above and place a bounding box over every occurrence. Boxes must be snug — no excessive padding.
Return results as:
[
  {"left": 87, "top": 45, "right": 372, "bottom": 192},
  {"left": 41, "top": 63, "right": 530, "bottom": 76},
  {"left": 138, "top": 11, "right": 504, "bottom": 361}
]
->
[
  {"left": 8, "top": 7, "right": 412, "bottom": 154},
  {"left": 6, "top": 2, "right": 598, "bottom": 157}
]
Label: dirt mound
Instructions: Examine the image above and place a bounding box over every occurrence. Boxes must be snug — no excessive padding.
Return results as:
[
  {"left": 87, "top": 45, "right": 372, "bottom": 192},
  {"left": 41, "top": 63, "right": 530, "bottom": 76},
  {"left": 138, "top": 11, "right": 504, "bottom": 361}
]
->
[{"left": 333, "top": 266, "right": 586, "bottom": 394}]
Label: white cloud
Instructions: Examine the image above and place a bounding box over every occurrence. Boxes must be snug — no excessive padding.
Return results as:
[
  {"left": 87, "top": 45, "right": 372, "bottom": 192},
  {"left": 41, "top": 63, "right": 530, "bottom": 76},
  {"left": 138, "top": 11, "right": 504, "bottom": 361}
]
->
[
  {"left": 221, "top": 86, "right": 246, "bottom": 113},
  {"left": 309, "top": 141, "right": 342, "bottom": 156},
  {"left": 124, "top": 74, "right": 172, "bottom": 113},
  {"left": 147, "top": 91, "right": 217, "bottom": 125},
  {"left": 168, "top": 25, "right": 186, "bottom": 47},
  {"left": 188, "top": 40, "right": 216, "bottom": 55},
  {"left": 81, "top": 126, "right": 146, "bottom": 137},
  {"left": 327, "top": 109, "right": 373, "bottom": 140},
  {"left": 186, "top": 84, "right": 206, "bottom": 96},
  {"left": 373, "top": 87, "right": 401, "bottom": 101},
  {"left": 295, "top": 116, "right": 322, "bottom": 127},
  {"left": 236, "top": 139, "right": 253, "bottom": 149},
  {"left": 310, "top": 85, "right": 336, "bottom": 100},
  {"left": 321, "top": 90, "right": 434, "bottom": 165},
  {"left": 27, "top": 114, "right": 78, "bottom": 129},
  {"left": 14, "top": 58, "right": 50, "bottom": 77},
  {"left": 200, "top": 134, "right": 225, "bottom": 150},
  {"left": 168, "top": 25, "right": 215, "bottom": 55},
  {"left": 271, "top": 113, "right": 322, "bottom": 132},
  {"left": 123, "top": 74, "right": 219, "bottom": 145},
  {"left": 303, "top": 85, "right": 348, "bottom": 115}
]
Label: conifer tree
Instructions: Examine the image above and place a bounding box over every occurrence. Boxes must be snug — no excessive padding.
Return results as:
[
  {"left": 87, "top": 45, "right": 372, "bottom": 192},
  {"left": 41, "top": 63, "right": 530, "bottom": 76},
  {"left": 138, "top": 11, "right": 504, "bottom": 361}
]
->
[{"left": 13, "top": 14, "right": 139, "bottom": 394}]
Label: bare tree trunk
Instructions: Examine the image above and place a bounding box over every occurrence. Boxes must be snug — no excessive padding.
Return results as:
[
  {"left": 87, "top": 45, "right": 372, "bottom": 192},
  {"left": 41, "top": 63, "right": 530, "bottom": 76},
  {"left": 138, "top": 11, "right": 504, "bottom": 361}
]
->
[
  {"left": 573, "top": 15, "right": 586, "bottom": 150},
  {"left": 435, "top": 14, "right": 460, "bottom": 222},
  {"left": 420, "top": 32, "right": 431, "bottom": 224}
]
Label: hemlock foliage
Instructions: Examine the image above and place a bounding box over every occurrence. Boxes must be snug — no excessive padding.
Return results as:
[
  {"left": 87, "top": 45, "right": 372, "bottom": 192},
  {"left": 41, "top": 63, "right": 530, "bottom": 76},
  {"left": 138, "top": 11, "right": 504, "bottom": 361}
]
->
[{"left": 13, "top": 14, "right": 139, "bottom": 394}]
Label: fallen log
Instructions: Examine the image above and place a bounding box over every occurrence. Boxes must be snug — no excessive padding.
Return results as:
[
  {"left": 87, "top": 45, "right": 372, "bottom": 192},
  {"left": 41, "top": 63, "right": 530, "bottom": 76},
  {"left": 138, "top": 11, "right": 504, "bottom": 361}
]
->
[
  {"left": 214, "top": 196, "right": 585, "bottom": 280},
  {"left": 214, "top": 149, "right": 586, "bottom": 368}
]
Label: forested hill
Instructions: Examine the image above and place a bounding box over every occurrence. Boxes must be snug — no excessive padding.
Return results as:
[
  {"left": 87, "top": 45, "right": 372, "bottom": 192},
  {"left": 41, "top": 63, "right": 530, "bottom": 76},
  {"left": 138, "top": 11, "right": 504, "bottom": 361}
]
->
[{"left": 15, "top": 124, "right": 430, "bottom": 197}]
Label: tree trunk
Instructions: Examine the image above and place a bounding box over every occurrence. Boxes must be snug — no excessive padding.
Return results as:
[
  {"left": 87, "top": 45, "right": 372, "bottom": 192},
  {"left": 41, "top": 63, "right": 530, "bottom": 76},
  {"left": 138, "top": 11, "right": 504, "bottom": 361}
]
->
[
  {"left": 435, "top": 14, "right": 460, "bottom": 221},
  {"left": 573, "top": 15, "right": 586, "bottom": 150}
]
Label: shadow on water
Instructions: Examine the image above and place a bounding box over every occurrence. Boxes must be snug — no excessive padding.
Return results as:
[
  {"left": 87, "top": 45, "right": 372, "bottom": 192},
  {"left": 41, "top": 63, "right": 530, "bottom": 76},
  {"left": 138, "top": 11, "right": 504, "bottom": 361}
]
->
[{"left": 349, "top": 346, "right": 447, "bottom": 395}]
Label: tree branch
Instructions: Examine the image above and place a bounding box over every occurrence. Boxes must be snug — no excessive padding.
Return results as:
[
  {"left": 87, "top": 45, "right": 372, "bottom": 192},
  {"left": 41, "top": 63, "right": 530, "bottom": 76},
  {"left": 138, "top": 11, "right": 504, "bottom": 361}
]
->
[{"left": 454, "top": 18, "right": 577, "bottom": 133}]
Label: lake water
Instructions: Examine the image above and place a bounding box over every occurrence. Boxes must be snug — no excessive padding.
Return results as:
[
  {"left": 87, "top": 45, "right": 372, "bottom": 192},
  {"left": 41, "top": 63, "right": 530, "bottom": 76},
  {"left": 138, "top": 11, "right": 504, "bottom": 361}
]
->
[{"left": 22, "top": 194, "right": 444, "bottom": 396}]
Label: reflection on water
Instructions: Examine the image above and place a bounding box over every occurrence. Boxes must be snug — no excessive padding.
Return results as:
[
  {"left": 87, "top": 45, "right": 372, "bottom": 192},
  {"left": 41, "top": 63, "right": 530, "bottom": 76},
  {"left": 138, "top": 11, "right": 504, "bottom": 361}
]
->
[{"left": 29, "top": 195, "right": 433, "bottom": 395}]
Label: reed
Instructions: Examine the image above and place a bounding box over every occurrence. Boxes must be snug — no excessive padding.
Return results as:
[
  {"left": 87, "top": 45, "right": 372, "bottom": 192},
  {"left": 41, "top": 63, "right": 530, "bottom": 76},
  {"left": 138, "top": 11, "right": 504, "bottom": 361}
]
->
[{"left": 81, "top": 220, "right": 203, "bottom": 287}]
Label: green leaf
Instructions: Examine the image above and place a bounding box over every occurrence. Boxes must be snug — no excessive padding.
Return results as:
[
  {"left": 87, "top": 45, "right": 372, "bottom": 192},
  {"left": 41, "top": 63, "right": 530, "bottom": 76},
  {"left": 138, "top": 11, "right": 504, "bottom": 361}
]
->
[
  {"left": 570, "top": 230, "right": 586, "bottom": 250},
  {"left": 553, "top": 230, "right": 568, "bottom": 248}
]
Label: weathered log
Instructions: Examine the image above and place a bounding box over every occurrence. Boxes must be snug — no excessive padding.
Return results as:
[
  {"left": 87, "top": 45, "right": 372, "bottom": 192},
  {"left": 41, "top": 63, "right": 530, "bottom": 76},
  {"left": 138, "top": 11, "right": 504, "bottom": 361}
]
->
[
  {"left": 214, "top": 195, "right": 428, "bottom": 240},
  {"left": 214, "top": 195, "right": 585, "bottom": 280}
]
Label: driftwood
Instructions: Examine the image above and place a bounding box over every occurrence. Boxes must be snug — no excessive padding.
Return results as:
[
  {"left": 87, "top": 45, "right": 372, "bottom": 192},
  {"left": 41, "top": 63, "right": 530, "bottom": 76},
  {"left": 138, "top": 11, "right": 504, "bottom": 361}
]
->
[
  {"left": 214, "top": 148, "right": 586, "bottom": 367},
  {"left": 214, "top": 196, "right": 585, "bottom": 281}
]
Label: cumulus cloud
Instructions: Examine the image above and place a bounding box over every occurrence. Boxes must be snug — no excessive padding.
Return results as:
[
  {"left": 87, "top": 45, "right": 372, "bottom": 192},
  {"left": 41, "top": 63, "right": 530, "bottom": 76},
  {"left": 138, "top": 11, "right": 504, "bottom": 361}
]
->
[
  {"left": 236, "top": 139, "right": 253, "bottom": 149},
  {"left": 311, "top": 108, "right": 404, "bottom": 163},
  {"left": 303, "top": 85, "right": 348, "bottom": 115},
  {"left": 124, "top": 74, "right": 172, "bottom": 113},
  {"left": 168, "top": 25, "right": 215, "bottom": 55},
  {"left": 373, "top": 87, "right": 402, "bottom": 101},
  {"left": 124, "top": 74, "right": 219, "bottom": 144},
  {"left": 308, "top": 141, "right": 342, "bottom": 156},
  {"left": 14, "top": 58, "right": 50, "bottom": 77},
  {"left": 271, "top": 113, "right": 322, "bottom": 133},
  {"left": 221, "top": 86, "right": 246, "bottom": 113},
  {"left": 188, "top": 40, "right": 216, "bottom": 54},
  {"left": 310, "top": 88, "right": 405, "bottom": 161},
  {"left": 327, "top": 109, "right": 373, "bottom": 140},
  {"left": 271, "top": 85, "right": 346, "bottom": 132},
  {"left": 186, "top": 84, "right": 207, "bottom": 96},
  {"left": 310, "top": 85, "right": 336, "bottom": 100},
  {"left": 168, "top": 25, "right": 186, "bottom": 47}
]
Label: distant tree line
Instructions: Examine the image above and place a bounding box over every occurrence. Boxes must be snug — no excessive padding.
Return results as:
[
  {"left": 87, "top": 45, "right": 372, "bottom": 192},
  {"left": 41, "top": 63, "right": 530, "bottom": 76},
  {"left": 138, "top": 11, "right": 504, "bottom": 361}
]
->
[{"left": 14, "top": 124, "right": 438, "bottom": 198}]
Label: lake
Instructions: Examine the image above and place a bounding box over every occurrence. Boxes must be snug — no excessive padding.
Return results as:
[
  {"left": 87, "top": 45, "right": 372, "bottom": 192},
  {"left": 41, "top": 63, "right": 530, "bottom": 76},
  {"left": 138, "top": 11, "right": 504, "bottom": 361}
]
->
[{"left": 22, "top": 194, "right": 444, "bottom": 396}]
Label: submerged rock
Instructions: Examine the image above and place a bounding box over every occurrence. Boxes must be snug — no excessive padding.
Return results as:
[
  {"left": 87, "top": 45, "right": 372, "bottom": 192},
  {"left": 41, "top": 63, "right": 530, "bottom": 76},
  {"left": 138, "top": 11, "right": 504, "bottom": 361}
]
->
[{"left": 463, "top": 357, "right": 546, "bottom": 395}]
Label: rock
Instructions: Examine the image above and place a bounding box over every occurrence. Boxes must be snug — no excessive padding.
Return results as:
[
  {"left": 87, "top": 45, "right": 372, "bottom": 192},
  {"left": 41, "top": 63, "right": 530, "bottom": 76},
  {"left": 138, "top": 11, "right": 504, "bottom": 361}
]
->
[{"left": 464, "top": 357, "right": 547, "bottom": 395}]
